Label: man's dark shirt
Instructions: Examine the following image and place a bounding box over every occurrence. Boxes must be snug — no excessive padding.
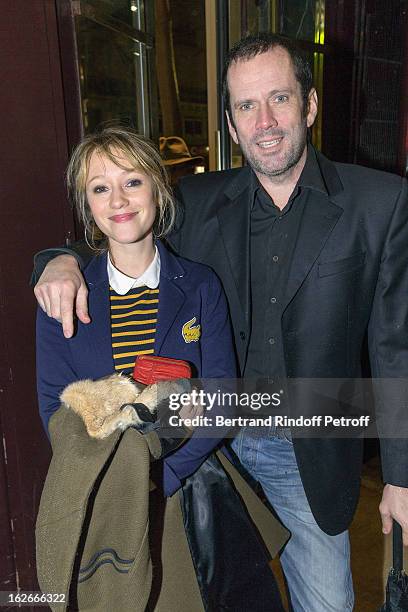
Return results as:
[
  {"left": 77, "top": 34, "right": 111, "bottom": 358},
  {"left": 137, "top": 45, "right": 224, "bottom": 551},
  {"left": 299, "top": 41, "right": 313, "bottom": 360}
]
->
[{"left": 244, "top": 146, "right": 329, "bottom": 379}]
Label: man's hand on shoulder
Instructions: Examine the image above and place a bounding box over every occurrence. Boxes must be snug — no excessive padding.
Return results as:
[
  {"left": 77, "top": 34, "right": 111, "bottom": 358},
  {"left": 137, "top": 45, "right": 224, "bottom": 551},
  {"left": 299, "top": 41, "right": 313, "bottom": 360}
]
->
[
  {"left": 380, "top": 483, "right": 408, "bottom": 546},
  {"left": 34, "top": 255, "right": 90, "bottom": 338}
]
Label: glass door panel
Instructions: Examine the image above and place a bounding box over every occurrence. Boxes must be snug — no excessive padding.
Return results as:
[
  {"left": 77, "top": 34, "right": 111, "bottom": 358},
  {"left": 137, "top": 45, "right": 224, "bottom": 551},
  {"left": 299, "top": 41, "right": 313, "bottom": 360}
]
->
[{"left": 74, "top": 0, "right": 152, "bottom": 135}]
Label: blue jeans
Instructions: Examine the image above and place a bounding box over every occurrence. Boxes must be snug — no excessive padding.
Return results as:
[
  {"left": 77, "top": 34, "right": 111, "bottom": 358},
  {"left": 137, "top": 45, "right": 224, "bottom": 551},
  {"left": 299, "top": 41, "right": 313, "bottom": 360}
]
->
[{"left": 231, "top": 427, "right": 354, "bottom": 612}]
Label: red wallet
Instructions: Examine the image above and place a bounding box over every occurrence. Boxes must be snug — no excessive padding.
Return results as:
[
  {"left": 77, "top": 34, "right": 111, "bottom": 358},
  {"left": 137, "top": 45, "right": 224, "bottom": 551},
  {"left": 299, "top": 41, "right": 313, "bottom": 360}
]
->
[{"left": 133, "top": 355, "right": 192, "bottom": 385}]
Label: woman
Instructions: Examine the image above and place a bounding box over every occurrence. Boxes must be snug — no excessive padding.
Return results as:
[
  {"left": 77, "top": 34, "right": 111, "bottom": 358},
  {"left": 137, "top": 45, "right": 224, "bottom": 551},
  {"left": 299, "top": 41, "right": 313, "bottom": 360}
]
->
[
  {"left": 36, "top": 127, "right": 285, "bottom": 612},
  {"left": 36, "top": 127, "right": 236, "bottom": 495}
]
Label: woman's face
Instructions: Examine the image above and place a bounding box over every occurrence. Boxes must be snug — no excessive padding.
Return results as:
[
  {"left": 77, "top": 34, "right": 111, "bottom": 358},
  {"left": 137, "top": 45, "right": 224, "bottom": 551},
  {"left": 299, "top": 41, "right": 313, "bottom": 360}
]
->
[{"left": 85, "top": 150, "right": 157, "bottom": 250}]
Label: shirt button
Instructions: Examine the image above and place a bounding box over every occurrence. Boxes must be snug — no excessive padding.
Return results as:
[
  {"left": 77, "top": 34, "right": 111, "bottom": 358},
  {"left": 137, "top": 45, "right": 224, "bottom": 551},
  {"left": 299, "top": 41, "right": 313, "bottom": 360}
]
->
[
  {"left": 270, "top": 297, "right": 277, "bottom": 304},
  {"left": 268, "top": 337, "right": 276, "bottom": 345},
  {"left": 240, "top": 331, "right": 246, "bottom": 341},
  {"left": 272, "top": 255, "right": 279, "bottom": 262}
]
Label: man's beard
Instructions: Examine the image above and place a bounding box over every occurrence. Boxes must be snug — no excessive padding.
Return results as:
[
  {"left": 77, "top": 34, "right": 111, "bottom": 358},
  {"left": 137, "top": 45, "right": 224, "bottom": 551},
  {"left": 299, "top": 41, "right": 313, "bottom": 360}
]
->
[{"left": 238, "top": 124, "right": 308, "bottom": 179}]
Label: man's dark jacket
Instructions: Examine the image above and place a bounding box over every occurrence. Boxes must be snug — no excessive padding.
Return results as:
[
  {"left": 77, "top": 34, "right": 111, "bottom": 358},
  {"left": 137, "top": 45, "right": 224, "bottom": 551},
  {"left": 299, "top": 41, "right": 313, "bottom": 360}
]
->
[{"left": 170, "top": 148, "right": 408, "bottom": 535}]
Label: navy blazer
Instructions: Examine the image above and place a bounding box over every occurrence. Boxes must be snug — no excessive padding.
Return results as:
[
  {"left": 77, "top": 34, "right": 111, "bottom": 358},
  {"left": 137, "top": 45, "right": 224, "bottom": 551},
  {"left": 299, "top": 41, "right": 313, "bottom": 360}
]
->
[{"left": 36, "top": 240, "right": 237, "bottom": 495}]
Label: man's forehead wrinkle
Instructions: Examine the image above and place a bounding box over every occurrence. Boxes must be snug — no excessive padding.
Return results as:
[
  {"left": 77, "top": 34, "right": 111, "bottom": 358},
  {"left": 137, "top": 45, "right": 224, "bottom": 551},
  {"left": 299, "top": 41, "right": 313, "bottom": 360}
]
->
[
  {"left": 234, "top": 87, "right": 296, "bottom": 103},
  {"left": 228, "top": 55, "right": 295, "bottom": 89},
  {"left": 230, "top": 80, "right": 298, "bottom": 107}
]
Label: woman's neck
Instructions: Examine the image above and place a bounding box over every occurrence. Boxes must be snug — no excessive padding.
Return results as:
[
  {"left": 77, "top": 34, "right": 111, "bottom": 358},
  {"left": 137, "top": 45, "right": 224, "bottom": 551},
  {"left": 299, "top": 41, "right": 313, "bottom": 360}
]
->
[{"left": 108, "top": 238, "right": 156, "bottom": 279}]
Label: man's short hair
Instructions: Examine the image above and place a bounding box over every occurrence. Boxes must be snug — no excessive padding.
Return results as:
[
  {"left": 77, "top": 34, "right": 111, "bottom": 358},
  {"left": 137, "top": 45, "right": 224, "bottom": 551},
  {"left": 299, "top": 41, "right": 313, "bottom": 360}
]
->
[{"left": 222, "top": 33, "right": 314, "bottom": 119}]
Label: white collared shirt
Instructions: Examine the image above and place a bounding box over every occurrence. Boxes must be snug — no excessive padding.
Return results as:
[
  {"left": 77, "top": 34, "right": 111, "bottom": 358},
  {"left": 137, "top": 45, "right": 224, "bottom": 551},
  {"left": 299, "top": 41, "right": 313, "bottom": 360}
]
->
[{"left": 107, "top": 247, "right": 161, "bottom": 295}]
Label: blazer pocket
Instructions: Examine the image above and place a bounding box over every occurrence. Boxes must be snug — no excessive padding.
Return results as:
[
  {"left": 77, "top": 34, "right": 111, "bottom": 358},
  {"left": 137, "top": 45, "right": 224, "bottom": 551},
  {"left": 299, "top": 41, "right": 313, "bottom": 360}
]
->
[{"left": 318, "top": 252, "right": 366, "bottom": 278}]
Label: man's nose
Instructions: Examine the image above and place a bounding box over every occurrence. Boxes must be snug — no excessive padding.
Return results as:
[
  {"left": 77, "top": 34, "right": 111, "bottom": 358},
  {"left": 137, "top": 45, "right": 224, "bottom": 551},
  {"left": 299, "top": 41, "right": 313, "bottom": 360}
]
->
[
  {"left": 255, "top": 104, "right": 278, "bottom": 130},
  {"left": 109, "top": 185, "right": 128, "bottom": 209}
]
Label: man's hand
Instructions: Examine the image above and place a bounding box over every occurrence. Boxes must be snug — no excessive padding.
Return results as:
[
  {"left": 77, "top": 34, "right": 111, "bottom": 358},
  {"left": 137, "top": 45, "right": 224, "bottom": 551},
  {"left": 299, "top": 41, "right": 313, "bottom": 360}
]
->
[
  {"left": 34, "top": 255, "right": 90, "bottom": 338},
  {"left": 380, "top": 483, "right": 408, "bottom": 545}
]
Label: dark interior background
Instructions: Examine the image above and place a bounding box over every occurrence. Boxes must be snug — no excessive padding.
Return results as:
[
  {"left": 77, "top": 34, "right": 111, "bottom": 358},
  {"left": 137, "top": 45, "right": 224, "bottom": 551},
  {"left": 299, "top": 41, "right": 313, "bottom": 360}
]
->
[{"left": 1, "top": 1, "right": 407, "bottom": 606}]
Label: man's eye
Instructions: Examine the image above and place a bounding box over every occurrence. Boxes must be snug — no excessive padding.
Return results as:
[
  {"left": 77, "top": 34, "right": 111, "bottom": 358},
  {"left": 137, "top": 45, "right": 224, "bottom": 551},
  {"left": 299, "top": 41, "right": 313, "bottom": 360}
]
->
[
  {"left": 238, "top": 103, "right": 254, "bottom": 111},
  {"left": 275, "top": 95, "right": 289, "bottom": 103},
  {"left": 126, "top": 179, "right": 142, "bottom": 187}
]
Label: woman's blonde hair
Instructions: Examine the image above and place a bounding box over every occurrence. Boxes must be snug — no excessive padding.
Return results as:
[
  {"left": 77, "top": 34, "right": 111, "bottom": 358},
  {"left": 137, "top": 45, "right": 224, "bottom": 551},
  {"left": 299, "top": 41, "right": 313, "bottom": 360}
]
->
[{"left": 66, "top": 127, "right": 176, "bottom": 249}]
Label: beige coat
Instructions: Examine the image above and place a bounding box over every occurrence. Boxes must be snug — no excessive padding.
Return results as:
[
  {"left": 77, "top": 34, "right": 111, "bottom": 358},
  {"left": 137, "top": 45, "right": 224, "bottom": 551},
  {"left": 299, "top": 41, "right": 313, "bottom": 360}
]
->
[{"left": 36, "top": 407, "right": 288, "bottom": 611}]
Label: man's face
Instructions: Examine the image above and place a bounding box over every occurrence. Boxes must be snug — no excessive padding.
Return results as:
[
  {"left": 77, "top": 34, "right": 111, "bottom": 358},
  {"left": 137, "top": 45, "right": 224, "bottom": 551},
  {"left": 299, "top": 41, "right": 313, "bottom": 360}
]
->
[{"left": 226, "top": 47, "right": 317, "bottom": 180}]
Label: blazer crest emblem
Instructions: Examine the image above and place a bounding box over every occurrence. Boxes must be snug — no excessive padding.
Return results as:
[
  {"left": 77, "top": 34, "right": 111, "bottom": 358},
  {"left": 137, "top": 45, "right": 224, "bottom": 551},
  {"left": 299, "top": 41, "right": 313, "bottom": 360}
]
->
[{"left": 182, "top": 317, "right": 201, "bottom": 343}]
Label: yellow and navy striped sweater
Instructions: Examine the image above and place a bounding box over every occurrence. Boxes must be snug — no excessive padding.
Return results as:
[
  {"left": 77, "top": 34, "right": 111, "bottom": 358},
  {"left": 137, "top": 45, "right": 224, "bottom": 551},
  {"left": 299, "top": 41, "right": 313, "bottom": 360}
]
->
[{"left": 110, "top": 285, "right": 159, "bottom": 374}]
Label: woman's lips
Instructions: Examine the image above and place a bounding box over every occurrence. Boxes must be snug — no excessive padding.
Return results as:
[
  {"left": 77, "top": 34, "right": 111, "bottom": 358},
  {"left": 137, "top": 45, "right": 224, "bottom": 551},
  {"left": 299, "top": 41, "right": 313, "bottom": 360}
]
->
[{"left": 109, "top": 212, "right": 138, "bottom": 223}]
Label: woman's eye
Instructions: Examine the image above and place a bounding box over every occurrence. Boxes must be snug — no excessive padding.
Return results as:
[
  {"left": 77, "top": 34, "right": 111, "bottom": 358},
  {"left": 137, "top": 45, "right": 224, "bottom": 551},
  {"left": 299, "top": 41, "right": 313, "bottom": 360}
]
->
[
  {"left": 127, "top": 178, "right": 142, "bottom": 187},
  {"left": 93, "top": 185, "right": 108, "bottom": 194}
]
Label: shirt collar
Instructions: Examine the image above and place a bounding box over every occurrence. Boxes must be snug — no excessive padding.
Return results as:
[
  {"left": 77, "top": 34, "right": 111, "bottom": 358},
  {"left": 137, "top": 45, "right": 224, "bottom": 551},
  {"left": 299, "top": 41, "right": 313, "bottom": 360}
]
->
[
  {"left": 107, "top": 246, "right": 160, "bottom": 295},
  {"left": 298, "top": 145, "right": 328, "bottom": 194}
]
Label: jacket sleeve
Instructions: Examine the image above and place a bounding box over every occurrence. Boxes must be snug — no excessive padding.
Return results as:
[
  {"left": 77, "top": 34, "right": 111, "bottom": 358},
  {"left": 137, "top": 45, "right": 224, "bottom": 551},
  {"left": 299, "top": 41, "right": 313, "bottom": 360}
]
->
[
  {"left": 36, "top": 306, "right": 79, "bottom": 433},
  {"left": 163, "top": 270, "right": 237, "bottom": 496},
  {"left": 31, "top": 240, "right": 93, "bottom": 285},
  {"left": 367, "top": 177, "right": 408, "bottom": 486}
]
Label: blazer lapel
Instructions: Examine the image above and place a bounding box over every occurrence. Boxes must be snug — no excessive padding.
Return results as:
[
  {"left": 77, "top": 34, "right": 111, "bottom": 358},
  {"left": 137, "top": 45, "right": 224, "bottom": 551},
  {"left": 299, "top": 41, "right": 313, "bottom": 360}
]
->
[
  {"left": 84, "top": 254, "right": 115, "bottom": 375},
  {"left": 283, "top": 190, "right": 343, "bottom": 310},
  {"left": 154, "top": 241, "right": 186, "bottom": 354},
  {"left": 216, "top": 168, "right": 251, "bottom": 324}
]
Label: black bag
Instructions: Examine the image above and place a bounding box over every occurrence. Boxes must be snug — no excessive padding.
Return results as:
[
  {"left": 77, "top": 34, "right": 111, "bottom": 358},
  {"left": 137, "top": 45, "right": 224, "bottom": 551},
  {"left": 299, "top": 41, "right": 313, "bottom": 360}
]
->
[
  {"left": 380, "top": 520, "right": 408, "bottom": 611},
  {"left": 180, "top": 453, "right": 285, "bottom": 612}
]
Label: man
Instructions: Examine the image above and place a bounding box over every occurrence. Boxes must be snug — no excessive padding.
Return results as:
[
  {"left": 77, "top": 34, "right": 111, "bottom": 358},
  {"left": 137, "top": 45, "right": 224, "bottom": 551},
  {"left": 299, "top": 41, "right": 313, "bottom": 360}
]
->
[{"left": 34, "top": 34, "right": 408, "bottom": 611}]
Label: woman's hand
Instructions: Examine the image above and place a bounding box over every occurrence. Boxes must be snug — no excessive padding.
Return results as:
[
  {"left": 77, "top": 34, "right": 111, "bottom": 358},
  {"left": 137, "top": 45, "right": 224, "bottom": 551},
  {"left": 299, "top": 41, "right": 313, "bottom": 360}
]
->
[{"left": 178, "top": 397, "right": 204, "bottom": 431}]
